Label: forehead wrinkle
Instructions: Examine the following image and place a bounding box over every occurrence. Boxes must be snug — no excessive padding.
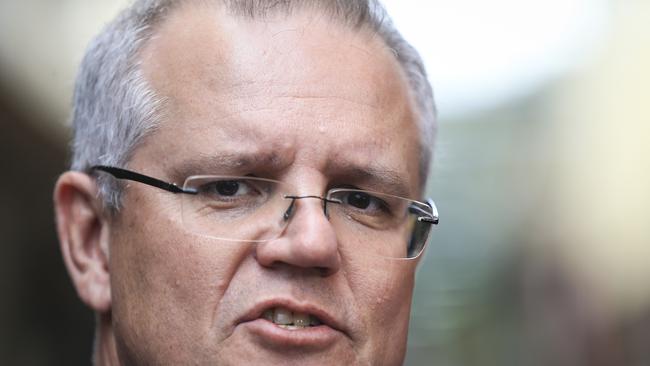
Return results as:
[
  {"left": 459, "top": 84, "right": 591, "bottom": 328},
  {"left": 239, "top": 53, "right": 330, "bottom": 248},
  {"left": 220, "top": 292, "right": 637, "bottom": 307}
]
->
[{"left": 274, "top": 93, "right": 380, "bottom": 110}]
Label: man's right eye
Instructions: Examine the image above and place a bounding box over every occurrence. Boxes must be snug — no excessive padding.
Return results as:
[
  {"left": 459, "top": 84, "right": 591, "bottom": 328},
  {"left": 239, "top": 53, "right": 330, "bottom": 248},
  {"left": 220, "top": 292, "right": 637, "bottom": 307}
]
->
[
  {"left": 201, "top": 179, "right": 255, "bottom": 199},
  {"left": 213, "top": 180, "right": 242, "bottom": 196}
]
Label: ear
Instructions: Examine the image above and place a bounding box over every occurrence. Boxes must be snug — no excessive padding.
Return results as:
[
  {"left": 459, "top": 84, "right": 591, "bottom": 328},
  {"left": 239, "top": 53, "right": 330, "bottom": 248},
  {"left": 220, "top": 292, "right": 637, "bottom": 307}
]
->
[{"left": 54, "top": 171, "right": 111, "bottom": 313}]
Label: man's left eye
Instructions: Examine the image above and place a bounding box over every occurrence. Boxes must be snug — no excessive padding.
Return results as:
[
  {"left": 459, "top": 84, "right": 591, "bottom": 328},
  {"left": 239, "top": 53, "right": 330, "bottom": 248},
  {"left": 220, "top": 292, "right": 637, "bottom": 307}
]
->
[
  {"left": 346, "top": 191, "right": 372, "bottom": 209},
  {"left": 343, "top": 191, "right": 388, "bottom": 214}
]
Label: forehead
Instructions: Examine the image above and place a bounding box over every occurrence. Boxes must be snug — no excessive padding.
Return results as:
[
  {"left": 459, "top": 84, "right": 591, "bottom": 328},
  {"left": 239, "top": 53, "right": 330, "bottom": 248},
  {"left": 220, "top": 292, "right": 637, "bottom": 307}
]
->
[{"left": 137, "top": 3, "right": 422, "bottom": 195}]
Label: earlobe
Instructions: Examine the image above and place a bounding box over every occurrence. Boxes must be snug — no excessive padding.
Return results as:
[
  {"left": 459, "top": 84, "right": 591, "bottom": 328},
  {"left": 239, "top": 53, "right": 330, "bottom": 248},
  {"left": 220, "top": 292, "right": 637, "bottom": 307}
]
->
[{"left": 54, "top": 171, "right": 112, "bottom": 313}]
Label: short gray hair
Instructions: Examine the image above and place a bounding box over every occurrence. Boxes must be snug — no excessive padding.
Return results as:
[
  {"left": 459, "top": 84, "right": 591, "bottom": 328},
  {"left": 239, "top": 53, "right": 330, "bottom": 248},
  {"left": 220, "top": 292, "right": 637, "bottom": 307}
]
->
[{"left": 71, "top": 0, "right": 436, "bottom": 211}]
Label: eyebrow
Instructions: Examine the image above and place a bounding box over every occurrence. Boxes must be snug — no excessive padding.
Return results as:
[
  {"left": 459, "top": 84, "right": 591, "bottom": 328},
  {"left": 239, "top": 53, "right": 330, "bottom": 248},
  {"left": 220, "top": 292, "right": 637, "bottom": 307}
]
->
[
  {"left": 169, "top": 151, "right": 289, "bottom": 180},
  {"left": 168, "top": 152, "right": 414, "bottom": 198},
  {"left": 329, "top": 162, "right": 413, "bottom": 199}
]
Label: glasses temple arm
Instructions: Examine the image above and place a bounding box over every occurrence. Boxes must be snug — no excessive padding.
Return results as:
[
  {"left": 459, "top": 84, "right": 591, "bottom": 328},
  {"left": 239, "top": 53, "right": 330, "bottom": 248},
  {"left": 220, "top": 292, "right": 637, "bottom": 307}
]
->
[
  {"left": 90, "top": 165, "right": 197, "bottom": 195},
  {"left": 408, "top": 200, "right": 439, "bottom": 225}
]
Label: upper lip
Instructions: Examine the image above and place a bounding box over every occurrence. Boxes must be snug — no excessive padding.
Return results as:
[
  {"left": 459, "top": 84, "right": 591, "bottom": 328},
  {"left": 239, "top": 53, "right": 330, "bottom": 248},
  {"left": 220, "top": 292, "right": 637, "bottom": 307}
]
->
[{"left": 237, "top": 297, "right": 348, "bottom": 335}]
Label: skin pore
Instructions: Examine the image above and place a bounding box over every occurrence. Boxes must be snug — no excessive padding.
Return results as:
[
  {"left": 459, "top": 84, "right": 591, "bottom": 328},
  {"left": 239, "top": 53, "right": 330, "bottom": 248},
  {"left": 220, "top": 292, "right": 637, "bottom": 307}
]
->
[{"left": 57, "top": 3, "right": 424, "bottom": 365}]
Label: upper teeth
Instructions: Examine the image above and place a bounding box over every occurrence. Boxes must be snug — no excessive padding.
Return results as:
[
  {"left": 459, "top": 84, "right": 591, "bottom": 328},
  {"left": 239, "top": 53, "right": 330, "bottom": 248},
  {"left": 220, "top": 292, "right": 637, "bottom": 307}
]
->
[{"left": 263, "top": 307, "right": 322, "bottom": 328}]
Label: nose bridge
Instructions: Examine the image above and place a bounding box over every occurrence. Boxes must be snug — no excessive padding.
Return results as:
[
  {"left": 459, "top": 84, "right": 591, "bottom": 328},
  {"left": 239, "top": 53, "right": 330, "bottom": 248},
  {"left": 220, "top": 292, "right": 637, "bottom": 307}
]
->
[
  {"left": 254, "top": 193, "right": 341, "bottom": 276},
  {"left": 285, "top": 195, "right": 339, "bottom": 261},
  {"left": 282, "top": 194, "right": 336, "bottom": 221}
]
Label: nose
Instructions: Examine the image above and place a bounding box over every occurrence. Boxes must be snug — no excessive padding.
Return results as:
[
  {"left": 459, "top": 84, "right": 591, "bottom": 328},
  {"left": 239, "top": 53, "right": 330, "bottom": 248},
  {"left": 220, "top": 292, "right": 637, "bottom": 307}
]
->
[{"left": 254, "top": 196, "right": 341, "bottom": 277}]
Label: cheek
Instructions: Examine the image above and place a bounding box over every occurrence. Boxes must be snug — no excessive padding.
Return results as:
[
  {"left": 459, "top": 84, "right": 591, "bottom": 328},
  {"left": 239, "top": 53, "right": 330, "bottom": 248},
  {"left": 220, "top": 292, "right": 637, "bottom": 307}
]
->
[
  {"left": 339, "top": 235, "right": 417, "bottom": 319},
  {"left": 108, "top": 192, "right": 250, "bottom": 362},
  {"left": 345, "top": 253, "right": 417, "bottom": 334},
  {"left": 344, "top": 255, "right": 416, "bottom": 363},
  {"left": 361, "top": 260, "right": 415, "bottom": 318}
]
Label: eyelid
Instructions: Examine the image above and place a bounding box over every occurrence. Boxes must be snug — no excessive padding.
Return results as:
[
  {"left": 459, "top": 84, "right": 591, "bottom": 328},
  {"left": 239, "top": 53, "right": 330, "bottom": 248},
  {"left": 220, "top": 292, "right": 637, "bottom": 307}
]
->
[
  {"left": 329, "top": 188, "right": 389, "bottom": 207},
  {"left": 328, "top": 187, "right": 397, "bottom": 199}
]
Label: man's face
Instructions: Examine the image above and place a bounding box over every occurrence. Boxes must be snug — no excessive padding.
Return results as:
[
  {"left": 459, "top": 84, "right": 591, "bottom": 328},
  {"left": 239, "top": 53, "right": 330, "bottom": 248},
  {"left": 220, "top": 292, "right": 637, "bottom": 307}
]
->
[{"left": 108, "top": 5, "right": 423, "bottom": 365}]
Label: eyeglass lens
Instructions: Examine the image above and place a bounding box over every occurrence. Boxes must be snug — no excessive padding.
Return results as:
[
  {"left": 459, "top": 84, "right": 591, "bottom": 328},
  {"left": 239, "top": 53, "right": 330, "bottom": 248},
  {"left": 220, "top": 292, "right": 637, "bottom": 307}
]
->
[{"left": 181, "top": 176, "right": 433, "bottom": 259}]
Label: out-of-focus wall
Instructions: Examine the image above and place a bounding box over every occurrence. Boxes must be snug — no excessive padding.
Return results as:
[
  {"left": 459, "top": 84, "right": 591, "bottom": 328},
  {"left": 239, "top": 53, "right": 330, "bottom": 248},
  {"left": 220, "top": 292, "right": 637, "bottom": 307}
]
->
[
  {"left": 545, "top": 0, "right": 650, "bottom": 317},
  {"left": 0, "top": 0, "right": 128, "bottom": 140},
  {"left": 0, "top": 2, "right": 128, "bottom": 364},
  {"left": 408, "top": 1, "right": 650, "bottom": 365}
]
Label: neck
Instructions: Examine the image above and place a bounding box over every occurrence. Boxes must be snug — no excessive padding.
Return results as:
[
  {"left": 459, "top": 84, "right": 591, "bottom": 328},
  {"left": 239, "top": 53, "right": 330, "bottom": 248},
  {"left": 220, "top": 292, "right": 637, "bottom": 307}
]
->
[{"left": 94, "top": 313, "right": 121, "bottom": 366}]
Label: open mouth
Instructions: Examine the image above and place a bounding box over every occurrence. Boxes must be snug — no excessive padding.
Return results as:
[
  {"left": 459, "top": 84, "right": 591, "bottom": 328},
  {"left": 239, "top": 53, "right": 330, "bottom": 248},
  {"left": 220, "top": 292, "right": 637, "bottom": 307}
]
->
[
  {"left": 262, "top": 306, "right": 323, "bottom": 329},
  {"left": 237, "top": 300, "right": 347, "bottom": 348}
]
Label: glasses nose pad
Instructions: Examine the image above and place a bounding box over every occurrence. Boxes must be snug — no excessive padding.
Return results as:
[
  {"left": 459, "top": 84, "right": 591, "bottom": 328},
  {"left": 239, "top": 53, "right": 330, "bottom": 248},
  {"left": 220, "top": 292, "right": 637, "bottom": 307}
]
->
[
  {"left": 322, "top": 197, "right": 341, "bottom": 219},
  {"left": 281, "top": 196, "right": 340, "bottom": 222},
  {"left": 322, "top": 199, "right": 329, "bottom": 218},
  {"left": 283, "top": 198, "right": 297, "bottom": 221}
]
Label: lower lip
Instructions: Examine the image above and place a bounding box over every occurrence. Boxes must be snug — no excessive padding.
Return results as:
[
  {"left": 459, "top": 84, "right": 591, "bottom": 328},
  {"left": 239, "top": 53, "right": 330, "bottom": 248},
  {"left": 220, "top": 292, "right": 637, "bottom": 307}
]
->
[{"left": 240, "top": 318, "right": 342, "bottom": 349}]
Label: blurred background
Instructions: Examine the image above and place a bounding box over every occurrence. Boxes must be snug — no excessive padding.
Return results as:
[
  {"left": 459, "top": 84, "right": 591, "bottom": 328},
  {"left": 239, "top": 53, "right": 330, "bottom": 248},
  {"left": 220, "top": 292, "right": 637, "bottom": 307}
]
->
[{"left": 1, "top": 0, "right": 648, "bottom": 365}]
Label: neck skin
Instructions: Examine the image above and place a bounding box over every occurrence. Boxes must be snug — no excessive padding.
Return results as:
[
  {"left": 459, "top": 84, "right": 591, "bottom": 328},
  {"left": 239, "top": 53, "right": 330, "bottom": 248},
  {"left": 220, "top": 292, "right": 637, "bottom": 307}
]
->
[{"left": 94, "top": 313, "right": 121, "bottom": 366}]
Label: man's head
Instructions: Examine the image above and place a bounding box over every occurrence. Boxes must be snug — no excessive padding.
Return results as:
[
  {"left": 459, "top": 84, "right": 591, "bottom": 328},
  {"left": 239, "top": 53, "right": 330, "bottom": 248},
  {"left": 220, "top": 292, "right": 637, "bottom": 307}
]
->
[{"left": 54, "top": 1, "right": 436, "bottom": 365}]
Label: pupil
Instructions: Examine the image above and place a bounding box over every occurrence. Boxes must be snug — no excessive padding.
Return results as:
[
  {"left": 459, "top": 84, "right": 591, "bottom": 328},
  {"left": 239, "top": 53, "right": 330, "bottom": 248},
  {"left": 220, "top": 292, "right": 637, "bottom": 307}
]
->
[
  {"left": 216, "top": 181, "right": 239, "bottom": 196},
  {"left": 348, "top": 192, "right": 370, "bottom": 209}
]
